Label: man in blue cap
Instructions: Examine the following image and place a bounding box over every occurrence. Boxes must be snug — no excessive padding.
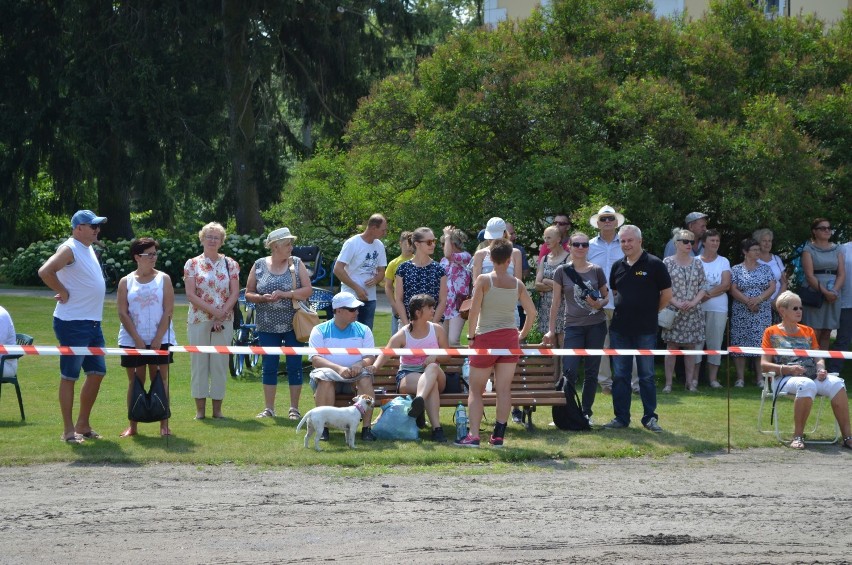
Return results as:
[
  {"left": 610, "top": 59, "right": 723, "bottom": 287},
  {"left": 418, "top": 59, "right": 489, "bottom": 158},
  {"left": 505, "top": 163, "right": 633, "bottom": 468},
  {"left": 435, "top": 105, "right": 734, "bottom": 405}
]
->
[{"left": 38, "top": 209, "right": 108, "bottom": 443}]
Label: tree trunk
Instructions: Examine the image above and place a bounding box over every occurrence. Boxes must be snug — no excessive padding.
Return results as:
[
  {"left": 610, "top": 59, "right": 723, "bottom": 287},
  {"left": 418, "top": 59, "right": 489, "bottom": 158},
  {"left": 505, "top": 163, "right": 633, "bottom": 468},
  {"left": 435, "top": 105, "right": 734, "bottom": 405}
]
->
[
  {"left": 222, "top": 0, "right": 263, "bottom": 234},
  {"left": 97, "top": 132, "right": 134, "bottom": 241}
]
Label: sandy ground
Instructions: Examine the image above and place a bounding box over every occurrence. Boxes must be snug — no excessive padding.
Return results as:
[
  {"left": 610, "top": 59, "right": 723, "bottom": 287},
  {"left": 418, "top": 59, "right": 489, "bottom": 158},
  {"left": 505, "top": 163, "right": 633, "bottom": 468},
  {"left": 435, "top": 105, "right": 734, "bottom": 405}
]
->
[{"left": 1, "top": 448, "right": 850, "bottom": 564}]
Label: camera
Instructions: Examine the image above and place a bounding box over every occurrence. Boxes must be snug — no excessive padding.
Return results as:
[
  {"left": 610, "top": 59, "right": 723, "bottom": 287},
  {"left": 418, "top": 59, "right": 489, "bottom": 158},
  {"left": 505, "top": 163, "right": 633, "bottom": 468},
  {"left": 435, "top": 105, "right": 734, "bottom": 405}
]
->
[{"left": 580, "top": 286, "right": 602, "bottom": 301}]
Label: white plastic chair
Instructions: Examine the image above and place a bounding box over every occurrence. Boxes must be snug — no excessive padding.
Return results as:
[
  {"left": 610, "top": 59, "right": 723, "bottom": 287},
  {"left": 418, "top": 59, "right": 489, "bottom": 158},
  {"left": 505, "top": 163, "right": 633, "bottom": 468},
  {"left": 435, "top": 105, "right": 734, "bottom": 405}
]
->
[{"left": 757, "top": 372, "right": 840, "bottom": 444}]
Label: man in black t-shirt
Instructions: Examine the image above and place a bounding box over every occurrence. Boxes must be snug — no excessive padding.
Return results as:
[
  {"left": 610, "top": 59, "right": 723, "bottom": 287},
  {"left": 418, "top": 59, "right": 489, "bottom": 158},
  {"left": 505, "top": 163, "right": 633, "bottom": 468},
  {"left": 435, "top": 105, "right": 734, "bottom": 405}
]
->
[{"left": 604, "top": 225, "right": 672, "bottom": 432}]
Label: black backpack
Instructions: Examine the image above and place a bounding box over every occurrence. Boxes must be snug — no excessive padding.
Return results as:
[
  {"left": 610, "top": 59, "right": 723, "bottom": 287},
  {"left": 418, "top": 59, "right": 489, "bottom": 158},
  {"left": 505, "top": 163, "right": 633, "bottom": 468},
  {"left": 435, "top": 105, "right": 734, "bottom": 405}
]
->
[
  {"left": 552, "top": 373, "right": 591, "bottom": 431},
  {"left": 129, "top": 370, "right": 171, "bottom": 423}
]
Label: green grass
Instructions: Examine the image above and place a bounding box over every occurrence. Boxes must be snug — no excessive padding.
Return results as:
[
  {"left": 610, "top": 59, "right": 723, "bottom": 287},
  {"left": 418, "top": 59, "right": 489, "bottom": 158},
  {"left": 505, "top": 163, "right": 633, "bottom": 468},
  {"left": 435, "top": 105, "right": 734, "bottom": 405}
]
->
[{"left": 0, "top": 294, "right": 848, "bottom": 467}]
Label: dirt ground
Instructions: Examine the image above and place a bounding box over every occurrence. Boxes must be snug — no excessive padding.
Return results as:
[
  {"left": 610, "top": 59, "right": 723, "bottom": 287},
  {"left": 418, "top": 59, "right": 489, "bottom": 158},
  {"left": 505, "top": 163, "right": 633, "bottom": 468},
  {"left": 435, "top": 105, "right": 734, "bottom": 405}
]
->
[{"left": 0, "top": 447, "right": 850, "bottom": 564}]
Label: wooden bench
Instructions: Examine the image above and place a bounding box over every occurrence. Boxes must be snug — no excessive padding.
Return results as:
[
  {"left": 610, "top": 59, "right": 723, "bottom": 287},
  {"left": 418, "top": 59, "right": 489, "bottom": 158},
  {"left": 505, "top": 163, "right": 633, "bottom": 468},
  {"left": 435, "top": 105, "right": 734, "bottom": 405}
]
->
[{"left": 333, "top": 355, "right": 566, "bottom": 429}]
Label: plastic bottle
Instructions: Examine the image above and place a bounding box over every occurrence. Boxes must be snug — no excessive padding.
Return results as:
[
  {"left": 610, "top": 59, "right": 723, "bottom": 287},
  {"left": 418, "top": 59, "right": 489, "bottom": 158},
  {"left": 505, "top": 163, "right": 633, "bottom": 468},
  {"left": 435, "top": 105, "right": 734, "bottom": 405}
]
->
[
  {"left": 462, "top": 358, "right": 470, "bottom": 386},
  {"left": 455, "top": 403, "right": 468, "bottom": 441}
]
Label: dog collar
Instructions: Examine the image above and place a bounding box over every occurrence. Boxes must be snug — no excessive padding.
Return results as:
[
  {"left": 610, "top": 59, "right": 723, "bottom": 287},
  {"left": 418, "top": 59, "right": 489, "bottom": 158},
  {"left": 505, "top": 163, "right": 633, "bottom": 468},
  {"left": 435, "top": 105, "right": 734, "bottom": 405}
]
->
[{"left": 355, "top": 402, "right": 366, "bottom": 420}]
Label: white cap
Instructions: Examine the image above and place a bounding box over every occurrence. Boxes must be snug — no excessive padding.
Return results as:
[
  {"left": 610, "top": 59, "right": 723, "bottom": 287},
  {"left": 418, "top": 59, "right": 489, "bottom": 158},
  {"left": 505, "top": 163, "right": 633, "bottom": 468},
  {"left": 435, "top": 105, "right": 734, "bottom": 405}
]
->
[
  {"left": 332, "top": 291, "right": 364, "bottom": 309},
  {"left": 483, "top": 217, "right": 507, "bottom": 240}
]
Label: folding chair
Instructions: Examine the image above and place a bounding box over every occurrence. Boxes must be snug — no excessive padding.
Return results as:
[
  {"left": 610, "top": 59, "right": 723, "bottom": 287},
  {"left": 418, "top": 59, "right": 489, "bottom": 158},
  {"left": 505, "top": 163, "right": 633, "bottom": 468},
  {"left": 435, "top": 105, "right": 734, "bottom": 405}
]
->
[
  {"left": 292, "top": 245, "right": 326, "bottom": 285},
  {"left": 757, "top": 372, "right": 840, "bottom": 444},
  {"left": 0, "top": 333, "right": 33, "bottom": 420}
]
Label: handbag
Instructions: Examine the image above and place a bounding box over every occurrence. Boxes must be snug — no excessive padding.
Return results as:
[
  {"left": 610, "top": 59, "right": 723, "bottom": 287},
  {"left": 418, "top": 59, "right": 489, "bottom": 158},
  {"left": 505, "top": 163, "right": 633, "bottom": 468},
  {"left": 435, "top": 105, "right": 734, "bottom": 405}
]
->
[
  {"left": 371, "top": 395, "right": 420, "bottom": 440},
  {"left": 658, "top": 306, "right": 677, "bottom": 329},
  {"left": 459, "top": 298, "right": 473, "bottom": 320},
  {"left": 128, "top": 369, "right": 170, "bottom": 423},
  {"left": 225, "top": 258, "right": 241, "bottom": 330},
  {"left": 292, "top": 300, "right": 320, "bottom": 342},
  {"left": 799, "top": 284, "right": 824, "bottom": 308}
]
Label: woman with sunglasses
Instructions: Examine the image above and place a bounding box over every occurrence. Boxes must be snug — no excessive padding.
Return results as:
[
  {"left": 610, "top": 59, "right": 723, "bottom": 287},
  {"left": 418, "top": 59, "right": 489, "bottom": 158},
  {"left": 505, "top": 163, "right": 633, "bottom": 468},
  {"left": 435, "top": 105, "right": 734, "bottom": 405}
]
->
[
  {"left": 661, "top": 229, "right": 707, "bottom": 392},
  {"left": 544, "top": 231, "right": 608, "bottom": 420},
  {"left": 535, "top": 225, "right": 570, "bottom": 378},
  {"left": 761, "top": 291, "right": 852, "bottom": 450},
  {"left": 801, "top": 218, "right": 846, "bottom": 350},
  {"left": 730, "top": 238, "right": 776, "bottom": 388},
  {"left": 394, "top": 227, "right": 448, "bottom": 326},
  {"left": 117, "top": 237, "right": 176, "bottom": 437}
]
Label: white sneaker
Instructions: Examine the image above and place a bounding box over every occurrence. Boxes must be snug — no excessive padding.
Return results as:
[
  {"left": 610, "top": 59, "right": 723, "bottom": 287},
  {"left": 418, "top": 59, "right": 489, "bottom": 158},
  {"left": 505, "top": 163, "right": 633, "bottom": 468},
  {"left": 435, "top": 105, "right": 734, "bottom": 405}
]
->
[
  {"left": 662, "top": 385, "right": 672, "bottom": 393},
  {"left": 734, "top": 380, "right": 744, "bottom": 388},
  {"left": 710, "top": 381, "right": 723, "bottom": 389}
]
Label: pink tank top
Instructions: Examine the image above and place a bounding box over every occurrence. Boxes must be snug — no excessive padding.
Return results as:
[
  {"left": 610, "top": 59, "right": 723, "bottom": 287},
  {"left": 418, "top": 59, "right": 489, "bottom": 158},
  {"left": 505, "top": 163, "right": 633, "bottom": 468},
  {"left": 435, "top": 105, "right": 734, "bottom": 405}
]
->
[{"left": 400, "top": 323, "right": 438, "bottom": 369}]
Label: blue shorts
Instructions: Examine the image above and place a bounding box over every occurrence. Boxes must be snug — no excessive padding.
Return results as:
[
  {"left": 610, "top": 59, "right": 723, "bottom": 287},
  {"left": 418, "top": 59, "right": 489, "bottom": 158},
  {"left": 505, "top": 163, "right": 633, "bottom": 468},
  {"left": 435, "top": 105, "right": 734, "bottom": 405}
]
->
[
  {"left": 395, "top": 368, "right": 425, "bottom": 389},
  {"left": 53, "top": 318, "right": 107, "bottom": 381}
]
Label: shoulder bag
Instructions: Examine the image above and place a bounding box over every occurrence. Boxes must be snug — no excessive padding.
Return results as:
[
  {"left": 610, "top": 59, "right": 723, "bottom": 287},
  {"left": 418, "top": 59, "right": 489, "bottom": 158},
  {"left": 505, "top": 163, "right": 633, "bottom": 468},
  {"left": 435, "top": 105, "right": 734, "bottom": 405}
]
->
[{"left": 290, "top": 257, "right": 320, "bottom": 342}]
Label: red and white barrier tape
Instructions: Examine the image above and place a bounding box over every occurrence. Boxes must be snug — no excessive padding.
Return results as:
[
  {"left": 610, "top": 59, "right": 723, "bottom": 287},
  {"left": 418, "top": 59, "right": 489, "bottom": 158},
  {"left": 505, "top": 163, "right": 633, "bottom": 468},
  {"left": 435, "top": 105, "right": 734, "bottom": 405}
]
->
[{"left": 2, "top": 344, "right": 850, "bottom": 359}]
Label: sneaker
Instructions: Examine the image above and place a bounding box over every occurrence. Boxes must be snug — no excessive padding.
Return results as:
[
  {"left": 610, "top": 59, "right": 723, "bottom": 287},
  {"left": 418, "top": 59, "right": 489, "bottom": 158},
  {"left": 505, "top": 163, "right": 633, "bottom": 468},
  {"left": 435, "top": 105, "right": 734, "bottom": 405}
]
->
[
  {"left": 416, "top": 413, "right": 427, "bottom": 429},
  {"left": 256, "top": 408, "right": 276, "bottom": 418},
  {"left": 511, "top": 408, "right": 523, "bottom": 424},
  {"left": 320, "top": 427, "right": 330, "bottom": 441},
  {"left": 361, "top": 428, "right": 376, "bottom": 442},
  {"left": 710, "top": 381, "right": 723, "bottom": 389},
  {"left": 632, "top": 387, "right": 640, "bottom": 395},
  {"left": 644, "top": 417, "right": 663, "bottom": 433},
  {"left": 687, "top": 384, "right": 698, "bottom": 392},
  {"left": 489, "top": 435, "right": 504, "bottom": 447},
  {"left": 734, "top": 380, "right": 744, "bottom": 388},
  {"left": 601, "top": 387, "right": 612, "bottom": 396},
  {"left": 431, "top": 427, "right": 448, "bottom": 443},
  {"left": 408, "top": 396, "right": 425, "bottom": 420},
  {"left": 453, "top": 434, "right": 480, "bottom": 447},
  {"left": 603, "top": 418, "right": 627, "bottom": 429},
  {"left": 662, "top": 385, "right": 672, "bottom": 393}
]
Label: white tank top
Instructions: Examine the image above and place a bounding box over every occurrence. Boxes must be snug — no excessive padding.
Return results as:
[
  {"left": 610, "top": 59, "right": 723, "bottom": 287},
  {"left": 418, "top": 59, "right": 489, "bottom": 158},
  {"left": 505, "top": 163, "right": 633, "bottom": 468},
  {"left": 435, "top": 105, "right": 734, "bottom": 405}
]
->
[
  {"left": 480, "top": 250, "right": 515, "bottom": 277},
  {"left": 53, "top": 238, "right": 105, "bottom": 321},
  {"left": 118, "top": 272, "right": 177, "bottom": 346},
  {"left": 400, "top": 323, "right": 438, "bottom": 369}
]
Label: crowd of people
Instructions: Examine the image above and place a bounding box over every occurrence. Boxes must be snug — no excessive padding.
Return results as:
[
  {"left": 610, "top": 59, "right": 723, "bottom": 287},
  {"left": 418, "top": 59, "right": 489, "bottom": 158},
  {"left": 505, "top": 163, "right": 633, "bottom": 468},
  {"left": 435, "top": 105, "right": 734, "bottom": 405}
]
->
[{"left": 4, "top": 207, "right": 849, "bottom": 452}]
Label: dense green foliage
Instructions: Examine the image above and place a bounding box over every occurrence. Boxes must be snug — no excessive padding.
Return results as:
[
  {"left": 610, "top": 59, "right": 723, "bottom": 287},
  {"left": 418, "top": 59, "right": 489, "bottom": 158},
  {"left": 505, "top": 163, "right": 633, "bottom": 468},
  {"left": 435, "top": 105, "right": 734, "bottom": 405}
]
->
[{"left": 283, "top": 0, "right": 852, "bottom": 258}]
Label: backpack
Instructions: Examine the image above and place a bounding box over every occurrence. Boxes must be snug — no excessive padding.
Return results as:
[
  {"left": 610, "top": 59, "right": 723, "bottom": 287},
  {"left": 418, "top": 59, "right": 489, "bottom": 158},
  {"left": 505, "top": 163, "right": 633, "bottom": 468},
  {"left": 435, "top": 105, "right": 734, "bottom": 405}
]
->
[
  {"left": 551, "top": 373, "right": 591, "bottom": 431},
  {"left": 128, "top": 370, "right": 171, "bottom": 423}
]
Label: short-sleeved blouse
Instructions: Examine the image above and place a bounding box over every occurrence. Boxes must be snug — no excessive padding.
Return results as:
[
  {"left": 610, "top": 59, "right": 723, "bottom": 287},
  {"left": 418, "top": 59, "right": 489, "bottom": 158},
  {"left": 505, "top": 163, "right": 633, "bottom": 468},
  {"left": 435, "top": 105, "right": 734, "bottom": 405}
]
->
[
  {"left": 441, "top": 252, "right": 472, "bottom": 319},
  {"left": 253, "top": 256, "right": 305, "bottom": 334},
  {"left": 396, "top": 260, "right": 446, "bottom": 312},
  {"left": 184, "top": 255, "right": 239, "bottom": 325}
]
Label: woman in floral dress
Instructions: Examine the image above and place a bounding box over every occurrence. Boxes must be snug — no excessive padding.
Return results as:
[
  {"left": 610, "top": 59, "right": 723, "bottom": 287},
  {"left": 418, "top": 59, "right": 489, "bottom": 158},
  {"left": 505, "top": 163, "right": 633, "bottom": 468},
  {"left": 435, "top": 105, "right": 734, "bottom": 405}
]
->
[
  {"left": 661, "top": 229, "right": 706, "bottom": 392},
  {"left": 730, "top": 238, "right": 776, "bottom": 388},
  {"left": 439, "top": 226, "right": 471, "bottom": 346}
]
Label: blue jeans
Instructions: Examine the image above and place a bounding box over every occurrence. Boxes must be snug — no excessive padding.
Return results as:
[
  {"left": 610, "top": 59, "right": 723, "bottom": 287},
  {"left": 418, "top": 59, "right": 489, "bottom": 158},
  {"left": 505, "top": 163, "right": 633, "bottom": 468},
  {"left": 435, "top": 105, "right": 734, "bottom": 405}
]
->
[
  {"left": 828, "top": 307, "right": 852, "bottom": 373},
  {"left": 257, "top": 331, "right": 303, "bottom": 386},
  {"left": 358, "top": 300, "right": 377, "bottom": 329},
  {"left": 53, "top": 318, "right": 107, "bottom": 380},
  {"left": 563, "top": 321, "right": 607, "bottom": 417},
  {"left": 609, "top": 330, "right": 658, "bottom": 427}
]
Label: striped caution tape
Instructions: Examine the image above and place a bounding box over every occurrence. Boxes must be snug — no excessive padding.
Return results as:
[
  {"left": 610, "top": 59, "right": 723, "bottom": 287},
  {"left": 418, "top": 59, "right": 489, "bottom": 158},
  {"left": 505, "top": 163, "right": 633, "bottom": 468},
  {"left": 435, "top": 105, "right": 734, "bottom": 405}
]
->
[{"left": 4, "top": 344, "right": 850, "bottom": 359}]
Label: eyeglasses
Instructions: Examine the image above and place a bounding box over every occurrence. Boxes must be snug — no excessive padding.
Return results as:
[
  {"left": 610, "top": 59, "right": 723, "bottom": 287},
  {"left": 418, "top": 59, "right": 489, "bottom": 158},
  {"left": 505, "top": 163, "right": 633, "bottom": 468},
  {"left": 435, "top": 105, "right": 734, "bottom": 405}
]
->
[
  {"left": 553, "top": 221, "right": 570, "bottom": 227},
  {"left": 598, "top": 216, "right": 616, "bottom": 223},
  {"left": 204, "top": 235, "right": 222, "bottom": 241},
  {"left": 814, "top": 226, "right": 832, "bottom": 231},
  {"left": 789, "top": 306, "right": 803, "bottom": 311},
  {"left": 571, "top": 242, "right": 590, "bottom": 248},
  {"left": 417, "top": 239, "right": 437, "bottom": 246},
  {"left": 340, "top": 307, "right": 358, "bottom": 312},
  {"left": 137, "top": 252, "right": 159, "bottom": 258},
  {"left": 678, "top": 239, "right": 695, "bottom": 244},
  {"left": 84, "top": 224, "right": 101, "bottom": 231}
]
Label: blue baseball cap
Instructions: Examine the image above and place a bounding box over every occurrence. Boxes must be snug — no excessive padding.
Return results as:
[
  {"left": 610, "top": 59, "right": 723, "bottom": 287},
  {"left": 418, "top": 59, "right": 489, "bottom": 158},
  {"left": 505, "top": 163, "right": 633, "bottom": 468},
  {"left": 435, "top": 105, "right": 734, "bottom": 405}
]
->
[{"left": 71, "top": 210, "right": 107, "bottom": 229}]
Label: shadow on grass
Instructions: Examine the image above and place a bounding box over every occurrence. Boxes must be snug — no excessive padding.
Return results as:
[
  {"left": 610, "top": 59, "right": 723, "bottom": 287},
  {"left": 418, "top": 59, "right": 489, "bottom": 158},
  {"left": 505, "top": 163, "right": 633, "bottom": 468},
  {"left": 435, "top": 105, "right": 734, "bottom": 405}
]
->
[{"left": 63, "top": 433, "right": 200, "bottom": 464}]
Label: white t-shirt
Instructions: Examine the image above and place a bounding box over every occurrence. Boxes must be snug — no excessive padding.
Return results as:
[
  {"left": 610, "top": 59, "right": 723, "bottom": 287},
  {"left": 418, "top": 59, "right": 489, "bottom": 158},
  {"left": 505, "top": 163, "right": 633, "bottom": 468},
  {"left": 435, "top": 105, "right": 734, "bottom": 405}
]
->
[
  {"left": 699, "top": 255, "right": 731, "bottom": 313},
  {"left": 336, "top": 235, "right": 387, "bottom": 301},
  {"left": 1, "top": 306, "right": 16, "bottom": 377},
  {"left": 53, "top": 237, "right": 106, "bottom": 321},
  {"left": 308, "top": 319, "right": 375, "bottom": 368},
  {"left": 757, "top": 254, "right": 785, "bottom": 302},
  {"left": 839, "top": 242, "right": 852, "bottom": 309}
]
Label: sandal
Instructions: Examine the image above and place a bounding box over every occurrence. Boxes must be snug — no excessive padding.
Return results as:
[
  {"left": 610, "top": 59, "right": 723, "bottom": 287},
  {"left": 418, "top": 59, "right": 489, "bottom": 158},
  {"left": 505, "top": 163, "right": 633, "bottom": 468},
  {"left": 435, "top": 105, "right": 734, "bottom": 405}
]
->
[
  {"left": 61, "top": 433, "right": 84, "bottom": 444},
  {"left": 842, "top": 437, "right": 852, "bottom": 450},
  {"left": 256, "top": 408, "right": 276, "bottom": 419},
  {"left": 288, "top": 407, "right": 301, "bottom": 420},
  {"left": 80, "top": 430, "right": 102, "bottom": 439},
  {"left": 789, "top": 436, "right": 805, "bottom": 450}
]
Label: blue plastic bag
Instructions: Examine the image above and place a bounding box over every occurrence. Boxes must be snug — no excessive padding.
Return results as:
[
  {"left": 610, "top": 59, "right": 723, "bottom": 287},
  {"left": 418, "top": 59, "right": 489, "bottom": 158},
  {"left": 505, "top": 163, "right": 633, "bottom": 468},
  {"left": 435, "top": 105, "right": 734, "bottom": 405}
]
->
[{"left": 371, "top": 395, "right": 419, "bottom": 441}]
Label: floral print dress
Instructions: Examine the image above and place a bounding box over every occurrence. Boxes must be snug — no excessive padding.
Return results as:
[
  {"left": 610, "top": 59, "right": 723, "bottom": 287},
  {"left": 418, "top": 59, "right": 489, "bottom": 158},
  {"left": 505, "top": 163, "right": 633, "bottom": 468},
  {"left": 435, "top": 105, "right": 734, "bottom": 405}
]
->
[
  {"left": 440, "top": 252, "right": 472, "bottom": 320},
  {"left": 730, "top": 263, "right": 774, "bottom": 357},
  {"left": 537, "top": 254, "right": 569, "bottom": 334},
  {"left": 661, "top": 257, "right": 706, "bottom": 344}
]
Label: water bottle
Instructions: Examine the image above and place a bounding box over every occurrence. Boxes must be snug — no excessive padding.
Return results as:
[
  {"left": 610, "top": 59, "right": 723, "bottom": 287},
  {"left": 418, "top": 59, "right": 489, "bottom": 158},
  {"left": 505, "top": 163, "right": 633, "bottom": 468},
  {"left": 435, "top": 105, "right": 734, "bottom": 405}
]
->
[
  {"left": 462, "top": 358, "right": 470, "bottom": 386},
  {"left": 455, "top": 403, "right": 468, "bottom": 441}
]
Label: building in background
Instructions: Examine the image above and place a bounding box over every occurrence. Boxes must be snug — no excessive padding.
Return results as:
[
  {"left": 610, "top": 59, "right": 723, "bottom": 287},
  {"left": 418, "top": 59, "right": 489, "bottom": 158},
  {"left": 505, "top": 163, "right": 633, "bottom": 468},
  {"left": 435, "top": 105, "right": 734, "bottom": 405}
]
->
[{"left": 485, "top": 0, "right": 851, "bottom": 27}]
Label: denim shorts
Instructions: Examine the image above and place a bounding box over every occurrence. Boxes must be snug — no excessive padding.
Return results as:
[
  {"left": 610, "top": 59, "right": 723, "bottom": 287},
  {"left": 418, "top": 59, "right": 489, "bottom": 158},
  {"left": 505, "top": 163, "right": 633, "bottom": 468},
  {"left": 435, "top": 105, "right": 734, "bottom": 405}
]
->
[
  {"left": 395, "top": 368, "right": 425, "bottom": 389},
  {"left": 53, "top": 318, "right": 107, "bottom": 380}
]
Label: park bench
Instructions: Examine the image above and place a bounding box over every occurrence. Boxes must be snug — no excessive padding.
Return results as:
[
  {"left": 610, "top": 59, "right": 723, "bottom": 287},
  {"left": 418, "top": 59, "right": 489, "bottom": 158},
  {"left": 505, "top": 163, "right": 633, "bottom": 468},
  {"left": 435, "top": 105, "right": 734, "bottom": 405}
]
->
[{"left": 333, "top": 354, "right": 565, "bottom": 428}]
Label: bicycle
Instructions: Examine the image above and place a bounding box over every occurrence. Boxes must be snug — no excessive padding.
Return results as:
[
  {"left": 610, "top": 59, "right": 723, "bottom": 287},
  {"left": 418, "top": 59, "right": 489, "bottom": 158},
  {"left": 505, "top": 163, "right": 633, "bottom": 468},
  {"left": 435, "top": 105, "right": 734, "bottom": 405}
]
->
[
  {"left": 93, "top": 243, "right": 119, "bottom": 294},
  {"left": 229, "top": 289, "right": 260, "bottom": 378}
]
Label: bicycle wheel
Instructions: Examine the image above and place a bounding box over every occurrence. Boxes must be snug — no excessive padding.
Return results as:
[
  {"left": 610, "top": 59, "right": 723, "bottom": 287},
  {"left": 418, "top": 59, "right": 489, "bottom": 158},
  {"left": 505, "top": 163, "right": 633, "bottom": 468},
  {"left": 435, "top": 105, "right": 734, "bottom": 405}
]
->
[
  {"left": 229, "top": 327, "right": 248, "bottom": 378},
  {"left": 102, "top": 264, "right": 119, "bottom": 294},
  {"left": 244, "top": 308, "right": 260, "bottom": 368}
]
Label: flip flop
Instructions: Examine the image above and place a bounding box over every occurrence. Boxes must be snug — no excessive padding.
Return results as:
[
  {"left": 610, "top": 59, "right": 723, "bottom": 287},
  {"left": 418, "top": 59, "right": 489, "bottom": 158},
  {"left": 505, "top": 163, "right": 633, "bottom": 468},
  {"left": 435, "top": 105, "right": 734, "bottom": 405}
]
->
[
  {"left": 119, "top": 429, "right": 137, "bottom": 438},
  {"left": 61, "top": 434, "right": 84, "bottom": 444},
  {"left": 80, "top": 430, "right": 102, "bottom": 439}
]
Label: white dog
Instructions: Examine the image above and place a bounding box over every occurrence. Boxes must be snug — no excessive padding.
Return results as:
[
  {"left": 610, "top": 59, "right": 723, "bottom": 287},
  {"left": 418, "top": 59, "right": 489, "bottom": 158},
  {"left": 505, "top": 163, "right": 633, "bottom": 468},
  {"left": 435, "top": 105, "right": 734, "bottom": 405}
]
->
[{"left": 296, "top": 395, "right": 374, "bottom": 451}]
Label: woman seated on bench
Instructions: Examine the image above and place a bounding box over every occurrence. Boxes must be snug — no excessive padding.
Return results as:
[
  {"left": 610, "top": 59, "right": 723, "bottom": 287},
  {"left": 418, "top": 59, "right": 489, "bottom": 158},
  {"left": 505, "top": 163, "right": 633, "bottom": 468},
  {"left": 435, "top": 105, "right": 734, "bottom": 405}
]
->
[
  {"left": 371, "top": 294, "right": 450, "bottom": 443},
  {"left": 760, "top": 290, "right": 852, "bottom": 450}
]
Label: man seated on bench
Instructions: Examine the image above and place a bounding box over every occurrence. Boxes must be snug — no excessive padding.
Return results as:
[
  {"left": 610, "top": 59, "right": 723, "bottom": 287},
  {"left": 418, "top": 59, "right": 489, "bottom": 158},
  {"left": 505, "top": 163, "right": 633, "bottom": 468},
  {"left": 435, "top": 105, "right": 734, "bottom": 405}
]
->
[
  {"left": 370, "top": 294, "right": 450, "bottom": 443},
  {"left": 308, "top": 291, "right": 377, "bottom": 442}
]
